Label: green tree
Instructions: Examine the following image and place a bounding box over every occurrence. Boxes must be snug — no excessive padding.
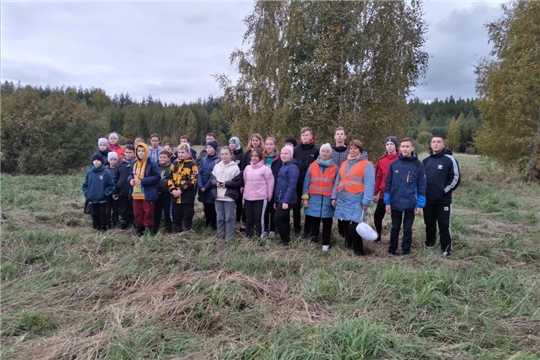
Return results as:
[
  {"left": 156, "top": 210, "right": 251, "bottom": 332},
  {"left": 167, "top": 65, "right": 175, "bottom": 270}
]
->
[
  {"left": 475, "top": 1, "right": 540, "bottom": 180},
  {"left": 446, "top": 117, "right": 461, "bottom": 152}
]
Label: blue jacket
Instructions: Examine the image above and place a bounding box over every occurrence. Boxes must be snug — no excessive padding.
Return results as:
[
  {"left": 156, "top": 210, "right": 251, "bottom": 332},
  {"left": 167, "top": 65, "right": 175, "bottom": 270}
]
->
[
  {"left": 127, "top": 143, "right": 160, "bottom": 202},
  {"left": 82, "top": 165, "right": 115, "bottom": 204},
  {"left": 302, "top": 159, "right": 336, "bottom": 218},
  {"left": 332, "top": 152, "right": 375, "bottom": 223},
  {"left": 384, "top": 152, "right": 426, "bottom": 211},
  {"left": 274, "top": 159, "right": 300, "bottom": 205},
  {"left": 197, "top": 152, "right": 220, "bottom": 204}
]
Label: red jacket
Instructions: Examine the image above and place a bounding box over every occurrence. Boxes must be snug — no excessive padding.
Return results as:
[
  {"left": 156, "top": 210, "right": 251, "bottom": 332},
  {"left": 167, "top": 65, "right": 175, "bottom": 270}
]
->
[{"left": 374, "top": 152, "right": 399, "bottom": 197}]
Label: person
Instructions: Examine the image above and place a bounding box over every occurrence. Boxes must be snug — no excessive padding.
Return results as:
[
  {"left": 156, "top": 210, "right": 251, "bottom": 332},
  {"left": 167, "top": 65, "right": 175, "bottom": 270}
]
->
[
  {"left": 114, "top": 145, "right": 135, "bottom": 229},
  {"left": 331, "top": 126, "right": 349, "bottom": 237},
  {"left": 106, "top": 151, "right": 120, "bottom": 229},
  {"left": 108, "top": 132, "right": 124, "bottom": 161},
  {"left": 243, "top": 148, "right": 275, "bottom": 239},
  {"left": 180, "top": 135, "right": 197, "bottom": 160},
  {"left": 239, "top": 133, "right": 263, "bottom": 232},
  {"left": 384, "top": 138, "right": 426, "bottom": 255},
  {"left": 128, "top": 142, "right": 160, "bottom": 236},
  {"left": 155, "top": 149, "right": 173, "bottom": 233},
  {"left": 196, "top": 133, "right": 217, "bottom": 165},
  {"left": 423, "top": 136, "right": 461, "bottom": 256},
  {"left": 211, "top": 147, "right": 242, "bottom": 241},
  {"left": 92, "top": 138, "right": 110, "bottom": 167},
  {"left": 168, "top": 143, "right": 198, "bottom": 233},
  {"left": 148, "top": 133, "right": 163, "bottom": 165},
  {"left": 302, "top": 143, "right": 337, "bottom": 251},
  {"left": 197, "top": 140, "right": 220, "bottom": 229},
  {"left": 164, "top": 142, "right": 176, "bottom": 163},
  {"left": 373, "top": 136, "right": 399, "bottom": 243},
  {"left": 134, "top": 137, "right": 145, "bottom": 147},
  {"left": 262, "top": 137, "right": 282, "bottom": 239},
  {"left": 274, "top": 145, "right": 300, "bottom": 246},
  {"left": 284, "top": 136, "right": 298, "bottom": 148},
  {"left": 293, "top": 127, "right": 319, "bottom": 237},
  {"left": 229, "top": 136, "right": 245, "bottom": 224},
  {"left": 82, "top": 153, "right": 115, "bottom": 231},
  {"left": 332, "top": 140, "right": 375, "bottom": 256}
]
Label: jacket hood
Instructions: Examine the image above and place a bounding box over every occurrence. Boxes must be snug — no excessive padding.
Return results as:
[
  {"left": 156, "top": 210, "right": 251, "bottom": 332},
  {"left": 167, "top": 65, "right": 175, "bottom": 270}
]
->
[
  {"left": 221, "top": 159, "right": 238, "bottom": 168},
  {"left": 300, "top": 142, "right": 316, "bottom": 150},
  {"left": 332, "top": 145, "right": 348, "bottom": 153},
  {"left": 136, "top": 143, "right": 150, "bottom": 162},
  {"left": 399, "top": 151, "right": 418, "bottom": 161},
  {"left": 430, "top": 148, "right": 452, "bottom": 157}
]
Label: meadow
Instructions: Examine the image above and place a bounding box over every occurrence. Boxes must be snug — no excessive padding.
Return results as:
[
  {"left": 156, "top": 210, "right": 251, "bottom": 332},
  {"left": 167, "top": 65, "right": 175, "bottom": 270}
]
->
[{"left": 1, "top": 154, "right": 539, "bottom": 359}]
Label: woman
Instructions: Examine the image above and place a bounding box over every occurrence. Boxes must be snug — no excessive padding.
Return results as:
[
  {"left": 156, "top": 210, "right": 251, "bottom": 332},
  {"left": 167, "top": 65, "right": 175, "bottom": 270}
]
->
[
  {"left": 302, "top": 143, "right": 337, "bottom": 251},
  {"left": 262, "top": 137, "right": 282, "bottom": 239},
  {"left": 273, "top": 145, "right": 300, "bottom": 246},
  {"left": 331, "top": 140, "right": 375, "bottom": 256},
  {"left": 197, "top": 141, "right": 220, "bottom": 229},
  {"left": 242, "top": 148, "right": 274, "bottom": 238}
]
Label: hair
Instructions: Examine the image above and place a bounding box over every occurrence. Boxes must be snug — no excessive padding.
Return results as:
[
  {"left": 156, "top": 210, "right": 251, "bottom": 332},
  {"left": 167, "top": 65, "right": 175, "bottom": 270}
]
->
[
  {"left": 300, "top": 127, "right": 312, "bottom": 134},
  {"left": 334, "top": 126, "right": 346, "bottom": 134},
  {"left": 150, "top": 133, "right": 160, "bottom": 141},
  {"left": 220, "top": 146, "right": 233, "bottom": 157},
  {"left": 164, "top": 141, "right": 173, "bottom": 147},
  {"left": 180, "top": 135, "right": 191, "bottom": 143},
  {"left": 124, "top": 145, "right": 135, "bottom": 152},
  {"left": 249, "top": 133, "right": 263, "bottom": 150},
  {"left": 250, "top": 148, "right": 263, "bottom": 161},
  {"left": 177, "top": 143, "right": 191, "bottom": 153},
  {"left": 134, "top": 137, "right": 144, "bottom": 145},
  {"left": 349, "top": 139, "right": 364, "bottom": 152},
  {"left": 124, "top": 138, "right": 134, "bottom": 146},
  {"left": 206, "top": 132, "right": 217, "bottom": 140},
  {"left": 159, "top": 150, "right": 171, "bottom": 157},
  {"left": 431, "top": 135, "right": 445, "bottom": 141},
  {"left": 264, "top": 137, "right": 276, "bottom": 156},
  {"left": 108, "top": 132, "right": 119, "bottom": 140},
  {"left": 400, "top": 137, "right": 414, "bottom": 146}
]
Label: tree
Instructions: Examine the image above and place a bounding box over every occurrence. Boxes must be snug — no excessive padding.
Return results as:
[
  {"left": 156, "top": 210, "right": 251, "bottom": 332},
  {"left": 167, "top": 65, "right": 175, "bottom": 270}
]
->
[
  {"left": 475, "top": 1, "right": 540, "bottom": 180},
  {"left": 446, "top": 117, "right": 461, "bottom": 152}
]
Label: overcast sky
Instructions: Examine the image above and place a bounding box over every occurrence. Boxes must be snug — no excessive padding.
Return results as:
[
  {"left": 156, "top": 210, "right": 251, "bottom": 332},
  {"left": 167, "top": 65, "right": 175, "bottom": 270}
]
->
[{"left": 1, "top": 1, "right": 504, "bottom": 104}]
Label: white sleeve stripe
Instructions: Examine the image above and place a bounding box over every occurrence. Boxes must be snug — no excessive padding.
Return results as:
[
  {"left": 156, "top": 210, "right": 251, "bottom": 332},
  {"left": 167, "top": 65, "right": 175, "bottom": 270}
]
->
[{"left": 444, "top": 155, "right": 460, "bottom": 193}]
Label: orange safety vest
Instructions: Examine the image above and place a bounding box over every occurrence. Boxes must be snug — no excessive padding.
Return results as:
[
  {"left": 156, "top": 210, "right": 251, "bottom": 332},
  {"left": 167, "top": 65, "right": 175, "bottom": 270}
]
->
[
  {"left": 308, "top": 162, "right": 337, "bottom": 196},
  {"left": 337, "top": 159, "right": 370, "bottom": 193}
]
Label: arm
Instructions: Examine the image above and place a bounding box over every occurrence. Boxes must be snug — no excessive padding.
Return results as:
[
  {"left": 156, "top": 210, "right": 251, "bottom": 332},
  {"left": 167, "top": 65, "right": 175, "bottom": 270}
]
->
[
  {"left": 140, "top": 162, "right": 160, "bottom": 186},
  {"left": 444, "top": 155, "right": 461, "bottom": 193},
  {"left": 105, "top": 171, "right": 115, "bottom": 197},
  {"left": 82, "top": 173, "right": 89, "bottom": 197},
  {"left": 362, "top": 163, "right": 375, "bottom": 207},
  {"left": 302, "top": 164, "right": 312, "bottom": 200},
  {"left": 384, "top": 163, "right": 393, "bottom": 206},
  {"left": 264, "top": 167, "right": 275, "bottom": 200},
  {"left": 374, "top": 160, "right": 382, "bottom": 198},
  {"left": 283, "top": 165, "right": 300, "bottom": 204},
  {"left": 225, "top": 170, "right": 243, "bottom": 189},
  {"left": 416, "top": 165, "right": 427, "bottom": 209}
]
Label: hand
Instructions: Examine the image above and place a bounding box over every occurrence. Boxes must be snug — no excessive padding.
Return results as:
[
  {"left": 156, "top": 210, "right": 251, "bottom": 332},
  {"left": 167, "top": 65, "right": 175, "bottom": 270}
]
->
[
  {"left": 372, "top": 194, "right": 379, "bottom": 203},
  {"left": 282, "top": 203, "right": 289, "bottom": 210},
  {"left": 240, "top": 187, "right": 244, "bottom": 194},
  {"left": 112, "top": 194, "right": 119, "bottom": 200},
  {"left": 200, "top": 187, "right": 205, "bottom": 192},
  {"left": 129, "top": 179, "right": 135, "bottom": 186},
  {"left": 415, "top": 207, "right": 422, "bottom": 215},
  {"left": 273, "top": 203, "right": 277, "bottom": 210},
  {"left": 303, "top": 199, "right": 309, "bottom": 208},
  {"left": 385, "top": 205, "right": 391, "bottom": 214},
  {"left": 362, "top": 205, "right": 368, "bottom": 210},
  {"left": 135, "top": 179, "right": 141, "bottom": 186},
  {"left": 331, "top": 199, "right": 336, "bottom": 208}
]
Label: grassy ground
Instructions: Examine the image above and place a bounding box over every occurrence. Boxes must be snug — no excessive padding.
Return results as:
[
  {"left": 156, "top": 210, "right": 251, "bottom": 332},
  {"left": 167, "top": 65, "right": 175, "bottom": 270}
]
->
[{"left": 1, "top": 154, "right": 539, "bottom": 359}]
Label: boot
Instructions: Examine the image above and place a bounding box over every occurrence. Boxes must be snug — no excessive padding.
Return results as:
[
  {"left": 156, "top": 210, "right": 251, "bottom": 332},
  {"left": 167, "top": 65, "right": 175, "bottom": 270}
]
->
[
  {"left": 148, "top": 226, "right": 157, "bottom": 235},
  {"left": 136, "top": 227, "right": 145, "bottom": 237}
]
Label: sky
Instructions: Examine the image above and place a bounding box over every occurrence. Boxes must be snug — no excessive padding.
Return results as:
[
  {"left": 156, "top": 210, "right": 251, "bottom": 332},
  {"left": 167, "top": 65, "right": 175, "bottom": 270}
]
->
[{"left": 1, "top": 1, "right": 505, "bottom": 104}]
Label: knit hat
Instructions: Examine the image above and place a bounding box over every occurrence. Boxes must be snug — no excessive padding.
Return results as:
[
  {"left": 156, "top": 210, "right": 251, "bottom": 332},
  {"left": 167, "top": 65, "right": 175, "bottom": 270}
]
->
[
  {"left": 91, "top": 153, "right": 104, "bottom": 163},
  {"left": 384, "top": 136, "right": 398, "bottom": 149},
  {"left": 108, "top": 152, "right": 118, "bottom": 161},
  {"left": 229, "top": 137, "right": 241, "bottom": 150},
  {"left": 207, "top": 140, "right": 218, "bottom": 152},
  {"left": 284, "top": 136, "right": 298, "bottom": 147},
  {"left": 98, "top": 138, "right": 109, "bottom": 146},
  {"left": 281, "top": 145, "right": 294, "bottom": 156},
  {"left": 109, "top": 132, "right": 119, "bottom": 141},
  {"left": 320, "top": 143, "right": 332, "bottom": 153}
]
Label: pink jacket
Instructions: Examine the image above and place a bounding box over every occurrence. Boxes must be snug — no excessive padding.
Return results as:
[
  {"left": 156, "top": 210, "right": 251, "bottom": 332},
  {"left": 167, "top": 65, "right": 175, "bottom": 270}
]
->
[{"left": 243, "top": 161, "right": 275, "bottom": 201}]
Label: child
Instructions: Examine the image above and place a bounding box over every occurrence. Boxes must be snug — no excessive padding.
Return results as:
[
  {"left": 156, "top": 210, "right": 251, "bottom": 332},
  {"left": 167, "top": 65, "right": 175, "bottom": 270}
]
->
[
  {"left": 155, "top": 149, "right": 173, "bottom": 233},
  {"left": 149, "top": 133, "right": 163, "bottom": 165},
  {"left": 211, "top": 147, "right": 242, "bottom": 240},
  {"left": 114, "top": 145, "right": 135, "bottom": 229},
  {"left": 168, "top": 143, "right": 198, "bottom": 233},
  {"left": 92, "top": 138, "right": 110, "bottom": 167},
  {"left": 106, "top": 152, "right": 120, "bottom": 228},
  {"left": 384, "top": 138, "right": 426, "bottom": 255},
  {"left": 163, "top": 142, "right": 176, "bottom": 164},
  {"left": 108, "top": 132, "right": 124, "bottom": 161},
  {"left": 262, "top": 137, "right": 282, "bottom": 239},
  {"left": 128, "top": 142, "right": 160, "bottom": 236},
  {"left": 197, "top": 140, "right": 220, "bottom": 230},
  {"left": 180, "top": 135, "right": 197, "bottom": 159},
  {"left": 82, "top": 153, "right": 115, "bottom": 231}
]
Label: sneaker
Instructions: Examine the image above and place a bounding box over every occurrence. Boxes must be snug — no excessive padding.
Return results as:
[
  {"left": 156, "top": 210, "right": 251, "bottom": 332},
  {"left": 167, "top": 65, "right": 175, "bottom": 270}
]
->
[
  {"left": 425, "top": 244, "right": 435, "bottom": 249},
  {"left": 388, "top": 251, "right": 398, "bottom": 256},
  {"left": 322, "top": 245, "right": 329, "bottom": 252},
  {"left": 269, "top": 231, "right": 275, "bottom": 238},
  {"left": 442, "top": 251, "right": 451, "bottom": 257},
  {"left": 261, "top": 231, "right": 268, "bottom": 239}
]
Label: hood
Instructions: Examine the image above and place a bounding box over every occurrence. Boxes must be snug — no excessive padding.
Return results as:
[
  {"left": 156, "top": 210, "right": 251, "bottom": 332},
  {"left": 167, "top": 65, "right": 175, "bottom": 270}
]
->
[
  {"left": 332, "top": 145, "right": 348, "bottom": 153},
  {"left": 300, "top": 142, "right": 316, "bottom": 150},
  {"left": 222, "top": 160, "right": 239, "bottom": 168},
  {"left": 265, "top": 149, "right": 280, "bottom": 162},
  {"left": 229, "top": 136, "right": 241, "bottom": 151},
  {"left": 399, "top": 152, "right": 419, "bottom": 162},
  {"left": 430, "top": 148, "right": 452, "bottom": 157},
  {"left": 136, "top": 143, "right": 150, "bottom": 162}
]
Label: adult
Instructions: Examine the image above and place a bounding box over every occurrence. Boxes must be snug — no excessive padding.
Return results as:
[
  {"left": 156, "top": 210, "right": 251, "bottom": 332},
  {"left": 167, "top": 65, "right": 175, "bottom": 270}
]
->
[
  {"left": 331, "top": 140, "right": 375, "bottom": 256},
  {"left": 331, "top": 126, "right": 349, "bottom": 237},
  {"left": 108, "top": 132, "right": 124, "bottom": 161},
  {"left": 196, "top": 133, "right": 216, "bottom": 165},
  {"left": 148, "top": 133, "right": 163, "bottom": 165},
  {"left": 179, "top": 135, "right": 197, "bottom": 160},
  {"left": 197, "top": 140, "right": 220, "bottom": 229},
  {"left": 423, "top": 136, "right": 461, "bottom": 256},
  {"left": 240, "top": 133, "right": 263, "bottom": 171}
]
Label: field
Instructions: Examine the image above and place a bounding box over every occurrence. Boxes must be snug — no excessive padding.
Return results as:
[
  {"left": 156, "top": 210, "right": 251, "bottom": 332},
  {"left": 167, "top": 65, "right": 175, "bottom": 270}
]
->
[{"left": 1, "top": 154, "right": 539, "bottom": 359}]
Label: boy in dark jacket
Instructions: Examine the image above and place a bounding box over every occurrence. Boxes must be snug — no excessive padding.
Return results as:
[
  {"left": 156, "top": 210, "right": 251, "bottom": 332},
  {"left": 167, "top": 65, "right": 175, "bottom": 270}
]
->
[
  {"left": 114, "top": 145, "right": 135, "bottom": 229},
  {"left": 82, "top": 153, "right": 115, "bottom": 231},
  {"left": 384, "top": 138, "right": 426, "bottom": 255},
  {"left": 155, "top": 149, "right": 173, "bottom": 233},
  {"left": 423, "top": 136, "right": 461, "bottom": 256},
  {"left": 106, "top": 152, "right": 120, "bottom": 228}
]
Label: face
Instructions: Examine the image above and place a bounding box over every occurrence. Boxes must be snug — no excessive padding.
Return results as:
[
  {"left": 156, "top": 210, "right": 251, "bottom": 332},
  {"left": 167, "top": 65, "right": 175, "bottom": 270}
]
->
[
  {"left": 137, "top": 146, "right": 146, "bottom": 159},
  {"left": 206, "top": 135, "right": 216, "bottom": 142},
  {"left": 320, "top": 148, "right": 331, "bottom": 161},
  {"left": 285, "top": 142, "right": 295, "bottom": 147},
  {"left": 301, "top": 131, "right": 313, "bottom": 144},
  {"left": 229, "top": 141, "right": 237, "bottom": 150},
  {"left": 158, "top": 154, "right": 169, "bottom": 165},
  {"left": 163, "top": 145, "right": 173, "bottom": 153},
  {"left": 206, "top": 145, "right": 216, "bottom": 156},
  {"left": 220, "top": 149, "right": 232, "bottom": 163},
  {"left": 108, "top": 158, "right": 118, "bottom": 167},
  {"left": 349, "top": 145, "right": 360, "bottom": 157},
  {"left": 178, "top": 149, "right": 188, "bottom": 160},
  {"left": 180, "top": 138, "right": 189, "bottom": 145},
  {"left": 280, "top": 150, "right": 292, "bottom": 162},
  {"left": 93, "top": 159, "right": 102, "bottom": 168},
  {"left": 150, "top": 137, "right": 160, "bottom": 148},
  {"left": 109, "top": 136, "right": 118, "bottom": 146},
  {"left": 431, "top": 137, "right": 445, "bottom": 154},
  {"left": 386, "top": 141, "right": 397, "bottom": 154},
  {"left": 98, "top": 144, "right": 108, "bottom": 151},
  {"left": 251, "top": 152, "right": 261, "bottom": 164},
  {"left": 123, "top": 149, "right": 134, "bottom": 161},
  {"left": 400, "top": 141, "right": 414, "bottom": 157},
  {"left": 251, "top": 137, "right": 261, "bottom": 148},
  {"left": 334, "top": 130, "right": 346, "bottom": 144},
  {"left": 265, "top": 139, "right": 275, "bottom": 154}
]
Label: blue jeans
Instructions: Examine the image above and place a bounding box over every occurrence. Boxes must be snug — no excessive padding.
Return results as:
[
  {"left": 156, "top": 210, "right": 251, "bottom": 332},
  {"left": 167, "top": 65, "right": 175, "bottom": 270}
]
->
[{"left": 215, "top": 201, "right": 236, "bottom": 239}]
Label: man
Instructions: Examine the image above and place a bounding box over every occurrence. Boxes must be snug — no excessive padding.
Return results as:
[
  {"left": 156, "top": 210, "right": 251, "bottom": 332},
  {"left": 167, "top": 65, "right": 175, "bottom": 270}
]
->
[
  {"left": 331, "top": 126, "right": 349, "bottom": 236},
  {"left": 196, "top": 133, "right": 217, "bottom": 165},
  {"left": 373, "top": 136, "right": 399, "bottom": 243},
  {"left": 423, "top": 136, "right": 461, "bottom": 256},
  {"left": 148, "top": 133, "right": 163, "bottom": 165}
]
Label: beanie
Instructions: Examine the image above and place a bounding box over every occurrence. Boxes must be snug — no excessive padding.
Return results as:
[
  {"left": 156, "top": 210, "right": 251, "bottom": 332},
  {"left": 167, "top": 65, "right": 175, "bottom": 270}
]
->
[
  {"left": 284, "top": 136, "right": 298, "bottom": 147},
  {"left": 384, "top": 136, "right": 399, "bottom": 149},
  {"left": 98, "top": 138, "right": 109, "bottom": 146},
  {"left": 207, "top": 140, "right": 218, "bottom": 152},
  {"left": 281, "top": 145, "right": 294, "bottom": 156},
  {"left": 108, "top": 152, "right": 118, "bottom": 161},
  {"left": 320, "top": 143, "right": 332, "bottom": 153},
  {"left": 91, "top": 153, "right": 104, "bottom": 163},
  {"left": 229, "top": 137, "right": 241, "bottom": 150}
]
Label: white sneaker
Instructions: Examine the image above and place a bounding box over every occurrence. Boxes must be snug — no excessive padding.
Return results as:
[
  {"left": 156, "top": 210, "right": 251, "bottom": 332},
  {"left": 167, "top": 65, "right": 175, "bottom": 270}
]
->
[
  {"left": 322, "top": 245, "right": 329, "bottom": 252},
  {"left": 261, "top": 231, "right": 268, "bottom": 239},
  {"left": 269, "top": 231, "right": 275, "bottom": 238}
]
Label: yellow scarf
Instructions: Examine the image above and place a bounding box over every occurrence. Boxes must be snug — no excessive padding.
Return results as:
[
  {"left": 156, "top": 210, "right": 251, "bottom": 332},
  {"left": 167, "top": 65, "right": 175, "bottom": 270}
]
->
[{"left": 132, "top": 143, "right": 149, "bottom": 200}]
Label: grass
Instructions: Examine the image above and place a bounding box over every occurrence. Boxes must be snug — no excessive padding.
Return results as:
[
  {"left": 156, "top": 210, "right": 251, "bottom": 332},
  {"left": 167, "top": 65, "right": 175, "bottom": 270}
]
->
[{"left": 1, "top": 154, "right": 539, "bottom": 359}]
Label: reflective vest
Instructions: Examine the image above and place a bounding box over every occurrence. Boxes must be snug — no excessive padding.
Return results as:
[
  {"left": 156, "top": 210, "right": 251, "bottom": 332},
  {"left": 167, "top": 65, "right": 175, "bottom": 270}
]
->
[
  {"left": 337, "top": 159, "right": 369, "bottom": 193},
  {"left": 308, "top": 163, "right": 337, "bottom": 196}
]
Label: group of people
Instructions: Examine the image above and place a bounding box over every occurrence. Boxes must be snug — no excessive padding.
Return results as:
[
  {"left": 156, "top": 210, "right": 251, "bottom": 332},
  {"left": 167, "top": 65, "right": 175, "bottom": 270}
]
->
[{"left": 82, "top": 126, "right": 460, "bottom": 256}]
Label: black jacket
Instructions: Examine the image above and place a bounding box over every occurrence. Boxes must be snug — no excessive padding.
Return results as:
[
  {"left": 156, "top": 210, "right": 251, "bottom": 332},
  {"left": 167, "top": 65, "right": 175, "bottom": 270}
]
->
[
  {"left": 114, "top": 159, "right": 134, "bottom": 197},
  {"left": 422, "top": 149, "right": 461, "bottom": 204},
  {"left": 293, "top": 143, "right": 319, "bottom": 190}
]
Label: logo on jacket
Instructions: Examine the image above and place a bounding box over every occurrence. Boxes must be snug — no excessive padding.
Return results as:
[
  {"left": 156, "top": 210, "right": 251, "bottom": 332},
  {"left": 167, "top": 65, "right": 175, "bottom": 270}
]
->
[
  {"left": 438, "top": 164, "right": 443, "bottom": 170},
  {"left": 99, "top": 175, "right": 103, "bottom": 180}
]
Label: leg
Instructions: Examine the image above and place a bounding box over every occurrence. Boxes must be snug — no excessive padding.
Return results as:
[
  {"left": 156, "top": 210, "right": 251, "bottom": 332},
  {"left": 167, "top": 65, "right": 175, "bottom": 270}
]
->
[
  {"left": 321, "top": 217, "right": 333, "bottom": 247},
  {"left": 154, "top": 194, "right": 163, "bottom": 230},
  {"left": 389, "top": 210, "right": 403, "bottom": 255},
  {"left": 274, "top": 205, "right": 291, "bottom": 245},
  {"left": 438, "top": 204, "right": 453, "bottom": 254},
  {"left": 423, "top": 203, "right": 437, "bottom": 247},
  {"left": 253, "top": 200, "right": 265, "bottom": 238},
  {"left": 183, "top": 203, "right": 194, "bottom": 230},
  {"left": 292, "top": 190, "right": 302, "bottom": 234},
  {"left": 337, "top": 219, "right": 346, "bottom": 237},
  {"left": 215, "top": 201, "right": 226, "bottom": 239},
  {"left": 348, "top": 221, "right": 365, "bottom": 256},
  {"left": 235, "top": 192, "right": 243, "bottom": 222},
  {"left": 172, "top": 202, "right": 184, "bottom": 232},
  {"left": 303, "top": 212, "right": 312, "bottom": 237},
  {"left": 105, "top": 197, "right": 113, "bottom": 229},
  {"left": 309, "top": 216, "right": 321, "bottom": 243},
  {"left": 401, "top": 210, "right": 415, "bottom": 254},
  {"left": 163, "top": 194, "right": 172, "bottom": 232},
  {"left": 373, "top": 199, "right": 386, "bottom": 241},
  {"left": 142, "top": 201, "right": 155, "bottom": 234},
  {"left": 224, "top": 201, "right": 236, "bottom": 240},
  {"left": 98, "top": 203, "right": 108, "bottom": 231},
  {"left": 90, "top": 203, "right": 100, "bottom": 229},
  {"left": 244, "top": 201, "right": 255, "bottom": 237},
  {"left": 343, "top": 220, "right": 353, "bottom": 249},
  {"left": 132, "top": 200, "right": 145, "bottom": 234},
  {"left": 112, "top": 198, "right": 120, "bottom": 228},
  {"left": 208, "top": 203, "right": 217, "bottom": 229}
]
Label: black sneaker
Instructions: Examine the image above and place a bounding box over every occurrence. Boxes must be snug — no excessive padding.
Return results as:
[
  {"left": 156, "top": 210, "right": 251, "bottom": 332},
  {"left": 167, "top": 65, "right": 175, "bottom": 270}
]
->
[{"left": 388, "top": 251, "right": 398, "bottom": 256}]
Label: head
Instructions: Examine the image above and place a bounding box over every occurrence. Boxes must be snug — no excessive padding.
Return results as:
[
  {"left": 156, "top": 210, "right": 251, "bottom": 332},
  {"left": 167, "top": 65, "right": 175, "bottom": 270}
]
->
[
  {"left": 107, "top": 152, "right": 119, "bottom": 167},
  {"left": 229, "top": 136, "right": 241, "bottom": 151},
  {"left": 123, "top": 145, "right": 135, "bottom": 161},
  {"left": 250, "top": 148, "right": 263, "bottom": 164},
  {"left": 300, "top": 127, "right": 313, "bottom": 144},
  {"left": 180, "top": 135, "right": 191, "bottom": 145},
  {"left": 150, "top": 134, "right": 160, "bottom": 149},
  {"left": 159, "top": 150, "right": 171, "bottom": 165},
  {"left": 334, "top": 127, "right": 347, "bottom": 145},
  {"left": 136, "top": 143, "right": 149, "bottom": 161},
  {"left": 280, "top": 145, "right": 294, "bottom": 162},
  {"left": 249, "top": 133, "right": 263, "bottom": 149},
  {"left": 134, "top": 137, "right": 144, "bottom": 146},
  {"left": 400, "top": 138, "right": 415, "bottom": 157},
  {"left": 264, "top": 137, "right": 276, "bottom": 155},
  {"left": 348, "top": 139, "right": 364, "bottom": 158},
  {"left": 108, "top": 133, "right": 119, "bottom": 146},
  {"left": 284, "top": 136, "right": 297, "bottom": 148},
  {"left": 319, "top": 143, "right": 332, "bottom": 161},
  {"left": 206, "top": 133, "right": 216, "bottom": 142},
  {"left": 163, "top": 143, "right": 173, "bottom": 154},
  {"left": 384, "top": 136, "right": 398, "bottom": 155},
  {"left": 124, "top": 138, "right": 134, "bottom": 147},
  {"left": 206, "top": 140, "right": 218, "bottom": 156},
  {"left": 220, "top": 146, "right": 233, "bottom": 163},
  {"left": 98, "top": 138, "right": 109, "bottom": 152},
  {"left": 177, "top": 143, "right": 191, "bottom": 160},
  {"left": 430, "top": 136, "right": 445, "bottom": 154},
  {"left": 91, "top": 153, "right": 104, "bottom": 168}
]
